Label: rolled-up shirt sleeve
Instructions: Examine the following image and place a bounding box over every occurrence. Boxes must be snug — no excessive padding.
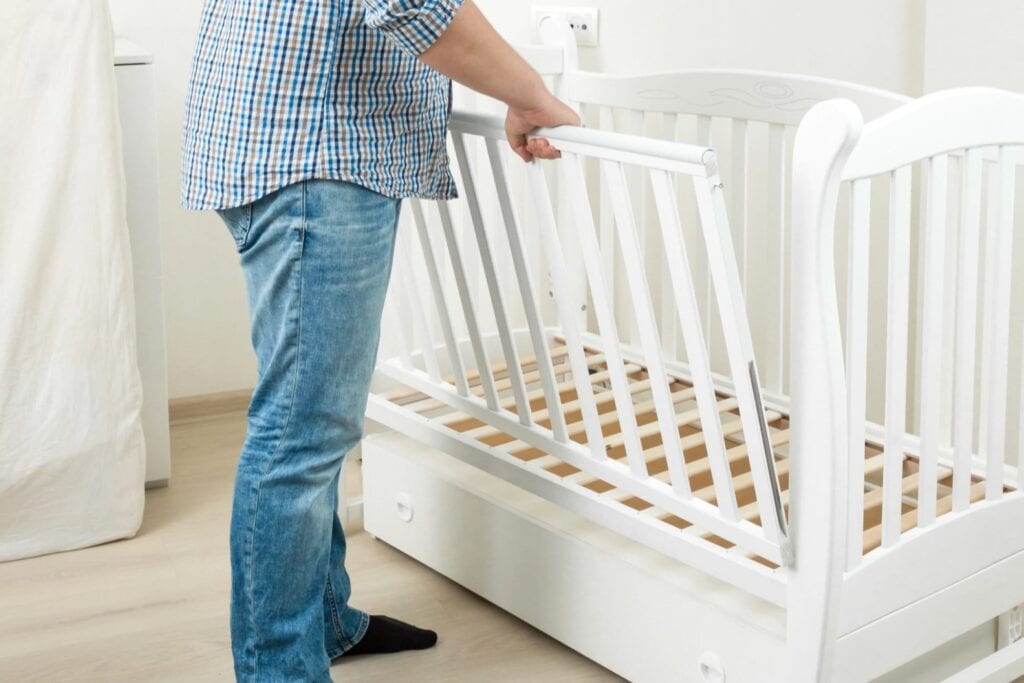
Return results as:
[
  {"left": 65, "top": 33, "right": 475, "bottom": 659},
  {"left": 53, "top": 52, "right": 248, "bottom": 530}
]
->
[{"left": 361, "top": 0, "right": 465, "bottom": 56}]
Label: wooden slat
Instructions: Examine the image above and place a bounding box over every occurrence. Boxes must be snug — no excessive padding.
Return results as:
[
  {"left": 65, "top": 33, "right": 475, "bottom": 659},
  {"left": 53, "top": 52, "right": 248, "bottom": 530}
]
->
[
  {"left": 916, "top": 154, "right": 950, "bottom": 528},
  {"left": 862, "top": 482, "right": 986, "bottom": 555},
  {"left": 845, "top": 178, "right": 871, "bottom": 568},
  {"left": 560, "top": 152, "right": 648, "bottom": 477},
  {"left": 452, "top": 132, "right": 533, "bottom": 425},
  {"left": 730, "top": 119, "right": 749, "bottom": 298},
  {"left": 598, "top": 106, "right": 618, "bottom": 339},
  {"left": 526, "top": 162, "right": 608, "bottom": 461},
  {"left": 466, "top": 365, "right": 653, "bottom": 442},
  {"left": 659, "top": 113, "right": 680, "bottom": 357},
  {"left": 979, "top": 149, "right": 1016, "bottom": 500},
  {"left": 650, "top": 168, "right": 738, "bottom": 518},
  {"left": 603, "top": 160, "right": 691, "bottom": 496},
  {"left": 696, "top": 115, "right": 714, "bottom": 361},
  {"left": 484, "top": 139, "right": 569, "bottom": 441},
  {"left": 952, "top": 149, "right": 984, "bottom": 511},
  {"left": 767, "top": 123, "right": 788, "bottom": 393},
  {"left": 435, "top": 201, "right": 501, "bottom": 410},
  {"left": 692, "top": 174, "right": 782, "bottom": 543},
  {"left": 411, "top": 200, "right": 470, "bottom": 397},
  {"left": 882, "top": 166, "right": 913, "bottom": 548},
  {"left": 603, "top": 398, "right": 738, "bottom": 453}
]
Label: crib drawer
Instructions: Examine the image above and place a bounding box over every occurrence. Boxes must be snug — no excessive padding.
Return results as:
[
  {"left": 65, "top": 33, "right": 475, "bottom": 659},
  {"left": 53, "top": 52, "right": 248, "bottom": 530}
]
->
[{"left": 362, "top": 429, "right": 786, "bottom": 683}]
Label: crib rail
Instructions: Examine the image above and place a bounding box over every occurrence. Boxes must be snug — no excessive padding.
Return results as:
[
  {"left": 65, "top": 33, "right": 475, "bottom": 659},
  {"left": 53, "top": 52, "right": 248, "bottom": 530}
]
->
[{"left": 377, "top": 111, "right": 790, "bottom": 566}]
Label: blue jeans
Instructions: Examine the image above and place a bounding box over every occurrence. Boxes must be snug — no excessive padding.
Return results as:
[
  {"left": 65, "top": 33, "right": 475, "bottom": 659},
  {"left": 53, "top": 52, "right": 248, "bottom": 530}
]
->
[{"left": 216, "top": 179, "right": 401, "bottom": 682}]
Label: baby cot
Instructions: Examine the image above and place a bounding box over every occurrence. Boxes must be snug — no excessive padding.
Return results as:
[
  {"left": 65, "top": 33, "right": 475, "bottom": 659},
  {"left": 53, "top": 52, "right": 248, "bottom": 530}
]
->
[{"left": 360, "top": 38, "right": 1024, "bottom": 683}]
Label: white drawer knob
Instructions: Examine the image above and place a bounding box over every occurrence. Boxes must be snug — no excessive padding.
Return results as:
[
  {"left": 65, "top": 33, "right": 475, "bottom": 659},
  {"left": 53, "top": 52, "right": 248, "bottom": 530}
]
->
[
  {"left": 396, "top": 492, "right": 414, "bottom": 523},
  {"left": 698, "top": 652, "right": 725, "bottom": 682}
]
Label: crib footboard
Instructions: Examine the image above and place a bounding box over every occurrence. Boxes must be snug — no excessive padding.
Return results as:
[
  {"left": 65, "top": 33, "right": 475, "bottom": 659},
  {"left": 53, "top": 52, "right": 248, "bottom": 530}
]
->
[{"left": 788, "top": 89, "right": 1024, "bottom": 681}]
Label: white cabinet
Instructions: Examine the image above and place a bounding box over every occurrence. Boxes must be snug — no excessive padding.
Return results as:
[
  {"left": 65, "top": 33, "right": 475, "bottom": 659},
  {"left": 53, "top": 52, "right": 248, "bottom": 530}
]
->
[{"left": 114, "top": 39, "right": 171, "bottom": 487}]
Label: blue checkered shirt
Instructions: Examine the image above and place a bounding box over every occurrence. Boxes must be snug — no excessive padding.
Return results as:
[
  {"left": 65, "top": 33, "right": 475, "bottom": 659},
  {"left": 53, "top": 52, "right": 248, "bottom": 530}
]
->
[{"left": 181, "top": 0, "right": 463, "bottom": 210}]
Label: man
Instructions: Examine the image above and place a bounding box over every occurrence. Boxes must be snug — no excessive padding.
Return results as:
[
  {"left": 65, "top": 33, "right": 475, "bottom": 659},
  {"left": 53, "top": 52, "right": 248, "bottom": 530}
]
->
[{"left": 180, "top": 1, "right": 579, "bottom": 680}]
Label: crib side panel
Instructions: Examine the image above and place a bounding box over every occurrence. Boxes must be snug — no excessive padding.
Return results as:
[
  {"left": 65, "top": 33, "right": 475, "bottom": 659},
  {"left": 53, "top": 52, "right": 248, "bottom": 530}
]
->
[{"left": 376, "top": 113, "right": 790, "bottom": 566}]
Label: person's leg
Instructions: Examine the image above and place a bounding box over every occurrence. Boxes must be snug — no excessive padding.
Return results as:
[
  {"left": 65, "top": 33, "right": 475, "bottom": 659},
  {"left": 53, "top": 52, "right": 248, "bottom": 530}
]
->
[
  {"left": 322, "top": 474, "right": 366, "bottom": 659},
  {"left": 221, "top": 179, "right": 403, "bottom": 682}
]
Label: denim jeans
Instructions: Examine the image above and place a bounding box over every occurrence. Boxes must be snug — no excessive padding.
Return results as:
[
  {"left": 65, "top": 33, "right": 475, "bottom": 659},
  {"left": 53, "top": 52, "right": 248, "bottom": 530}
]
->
[{"left": 216, "top": 179, "right": 401, "bottom": 682}]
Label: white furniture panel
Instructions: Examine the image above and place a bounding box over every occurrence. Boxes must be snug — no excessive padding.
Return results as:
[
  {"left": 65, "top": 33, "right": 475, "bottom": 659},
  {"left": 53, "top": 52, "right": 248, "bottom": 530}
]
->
[{"left": 114, "top": 38, "right": 171, "bottom": 487}]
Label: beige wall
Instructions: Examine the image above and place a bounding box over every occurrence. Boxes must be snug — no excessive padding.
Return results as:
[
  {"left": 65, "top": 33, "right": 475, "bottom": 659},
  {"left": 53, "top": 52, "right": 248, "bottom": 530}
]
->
[{"left": 110, "top": 0, "right": 1022, "bottom": 400}]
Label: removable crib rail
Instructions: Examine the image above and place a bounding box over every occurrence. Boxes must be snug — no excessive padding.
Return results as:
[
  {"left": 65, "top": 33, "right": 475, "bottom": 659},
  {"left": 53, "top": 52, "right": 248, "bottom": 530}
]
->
[{"left": 373, "top": 111, "right": 792, "bottom": 581}]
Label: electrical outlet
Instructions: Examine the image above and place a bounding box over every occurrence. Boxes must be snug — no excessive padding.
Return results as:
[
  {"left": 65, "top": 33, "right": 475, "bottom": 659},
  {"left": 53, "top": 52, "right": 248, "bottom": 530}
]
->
[
  {"left": 531, "top": 6, "right": 599, "bottom": 47},
  {"left": 999, "top": 604, "right": 1024, "bottom": 648}
]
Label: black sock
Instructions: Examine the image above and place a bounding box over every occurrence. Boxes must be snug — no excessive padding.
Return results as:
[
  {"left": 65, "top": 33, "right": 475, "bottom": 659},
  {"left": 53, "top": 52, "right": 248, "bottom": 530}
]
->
[{"left": 336, "top": 615, "right": 438, "bottom": 658}]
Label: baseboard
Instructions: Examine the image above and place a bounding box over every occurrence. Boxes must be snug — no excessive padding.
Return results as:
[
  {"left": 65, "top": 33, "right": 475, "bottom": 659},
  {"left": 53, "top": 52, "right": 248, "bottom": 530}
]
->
[{"left": 168, "top": 388, "right": 252, "bottom": 425}]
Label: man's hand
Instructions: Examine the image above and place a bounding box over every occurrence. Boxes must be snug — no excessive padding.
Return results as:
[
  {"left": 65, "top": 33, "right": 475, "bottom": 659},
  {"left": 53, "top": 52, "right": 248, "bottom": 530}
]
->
[
  {"left": 505, "top": 94, "right": 581, "bottom": 162},
  {"left": 418, "top": 1, "right": 581, "bottom": 162}
]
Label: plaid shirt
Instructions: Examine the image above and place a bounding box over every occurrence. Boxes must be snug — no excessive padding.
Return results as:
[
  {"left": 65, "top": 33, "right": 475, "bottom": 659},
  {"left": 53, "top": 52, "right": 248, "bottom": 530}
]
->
[{"left": 181, "top": 0, "right": 463, "bottom": 211}]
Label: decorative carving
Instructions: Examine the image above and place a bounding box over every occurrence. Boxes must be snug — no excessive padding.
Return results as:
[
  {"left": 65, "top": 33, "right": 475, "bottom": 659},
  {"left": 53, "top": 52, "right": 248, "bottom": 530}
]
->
[{"left": 682, "top": 80, "right": 823, "bottom": 115}]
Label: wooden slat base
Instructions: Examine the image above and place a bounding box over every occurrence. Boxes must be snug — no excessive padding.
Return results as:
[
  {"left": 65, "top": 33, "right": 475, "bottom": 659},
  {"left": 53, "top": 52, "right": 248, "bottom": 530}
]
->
[{"left": 372, "top": 339, "right": 1017, "bottom": 563}]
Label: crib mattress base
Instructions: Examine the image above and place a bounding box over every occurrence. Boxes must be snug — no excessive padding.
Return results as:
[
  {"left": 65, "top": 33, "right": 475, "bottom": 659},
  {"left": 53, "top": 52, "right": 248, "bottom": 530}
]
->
[
  {"left": 361, "top": 430, "right": 1000, "bottom": 683},
  {"left": 371, "top": 337, "right": 1016, "bottom": 571}
]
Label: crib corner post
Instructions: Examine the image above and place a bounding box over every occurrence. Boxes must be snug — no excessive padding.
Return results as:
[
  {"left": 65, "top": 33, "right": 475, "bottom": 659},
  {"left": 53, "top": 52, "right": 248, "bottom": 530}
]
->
[{"left": 786, "top": 99, "right": 864, "bottom": 682}]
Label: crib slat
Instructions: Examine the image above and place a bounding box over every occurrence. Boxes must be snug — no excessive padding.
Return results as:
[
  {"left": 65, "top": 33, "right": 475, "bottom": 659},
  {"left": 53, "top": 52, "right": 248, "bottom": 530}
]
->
[
  {"left": 452, "top": 132, "right": 533, "bottom": 426},
  {"left": 768, "top": 123, "right": 788, "bottom": 392},
  {"left": 692, "top": 173, "right": 782, "bottom": 543},
  {"left": 731, "top": 119, "right": 749, "bottom": 299},
  {"left": 952, "top": 149, "right": 984, "bottom": 511},
  {"left": 525, "top": 162, "right": 607, "bottom": 461},
  {"left": 599, "top": 106, "right": 617, "bottom": 334},
  {"left": 484, "top": 139, "right": 569, "bottom": 442},
  {"left": 602, "top": 160, "right": 691, "bottom": 497},
  {"left": 845, "top": 178, "right": 871, "bottom": 568},
  {"left": 411, "top": 201, "right": 470, "bottom": 396},
  {"left": 917, "top": 155, "right": 950, "bottom": 528},
  {"left": 696, "top": 116, "right": 714, "bottom": 357},
  {"left": 882, "top": 166, "right": 913, "bottom": 548},
  {"left": 979, "top": 148, "right": 1017, "bottom": 500},
  {"left": 650, "top": 168, "right": 738, "bottom": 518},
  {"left": 397, "top": 223, "right": 442, "bottom": 382},
  {"left": 660, "top": 113, "right": 680, "bottom": 357},
  {"left": 435, "top": 201, "right": 501, "bottom": 411},
  {"left": 560, "top": 152, "right": 648, "bottom": 477}
]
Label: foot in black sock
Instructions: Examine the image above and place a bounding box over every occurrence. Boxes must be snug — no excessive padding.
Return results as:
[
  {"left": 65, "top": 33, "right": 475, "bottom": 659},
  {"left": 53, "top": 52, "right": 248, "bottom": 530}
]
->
[{"left": 336, "top": 615, "right": 437, "bottom": 658}]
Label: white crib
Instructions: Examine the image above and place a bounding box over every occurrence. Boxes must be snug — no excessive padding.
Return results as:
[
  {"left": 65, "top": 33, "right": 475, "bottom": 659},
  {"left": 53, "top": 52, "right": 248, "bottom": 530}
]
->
[{"left": 360, "top": 37, "right": 1024, "bottom": 683}]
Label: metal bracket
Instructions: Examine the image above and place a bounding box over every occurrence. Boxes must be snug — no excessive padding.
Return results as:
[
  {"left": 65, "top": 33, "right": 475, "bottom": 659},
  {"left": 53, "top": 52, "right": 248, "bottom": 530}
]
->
[{"left": 748, "top": 360, "right": 791, "bottom": 557}]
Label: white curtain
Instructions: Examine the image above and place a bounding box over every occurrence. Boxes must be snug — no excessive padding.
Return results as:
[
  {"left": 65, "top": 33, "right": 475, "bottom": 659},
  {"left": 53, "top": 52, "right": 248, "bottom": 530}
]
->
[{"left": 0, "top": 0, "right": 146, "bottom": 561}]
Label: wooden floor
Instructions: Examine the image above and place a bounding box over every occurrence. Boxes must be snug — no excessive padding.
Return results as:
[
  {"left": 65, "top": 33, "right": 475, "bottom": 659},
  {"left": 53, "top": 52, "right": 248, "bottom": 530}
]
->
[{"left": 0, "top": 410, "right": 619, "bottom": 682}]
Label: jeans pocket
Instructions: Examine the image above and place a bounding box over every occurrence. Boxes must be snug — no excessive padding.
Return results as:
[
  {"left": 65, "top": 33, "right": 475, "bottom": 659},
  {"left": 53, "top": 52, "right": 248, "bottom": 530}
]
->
[{"left": 215, "top": 203, "right": 254, "bottom": 250}]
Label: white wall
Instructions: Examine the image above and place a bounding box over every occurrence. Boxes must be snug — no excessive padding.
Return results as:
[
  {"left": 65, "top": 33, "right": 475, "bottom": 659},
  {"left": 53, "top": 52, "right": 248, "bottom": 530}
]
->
[
  {"left": 109, "top": 0, "right": 256, "bottom": 399},
  {"left": 923, "top": 0, "right": 1024, "bottom": 93},
  {"left": 110, "top": 0, "right": 1023, "bottom": 400},
  {"left": 478, "top": 0, "right": 926, "bottom": 94}
]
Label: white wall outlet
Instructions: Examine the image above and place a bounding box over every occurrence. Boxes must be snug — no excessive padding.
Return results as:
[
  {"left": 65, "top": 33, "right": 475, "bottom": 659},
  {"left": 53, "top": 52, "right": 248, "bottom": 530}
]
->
[
  {"left": 531, "top": 6, "right": 599, "bottom": 47},
  {"left": 998, "top": 604, "right": 1024, "bottom": 648}
]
